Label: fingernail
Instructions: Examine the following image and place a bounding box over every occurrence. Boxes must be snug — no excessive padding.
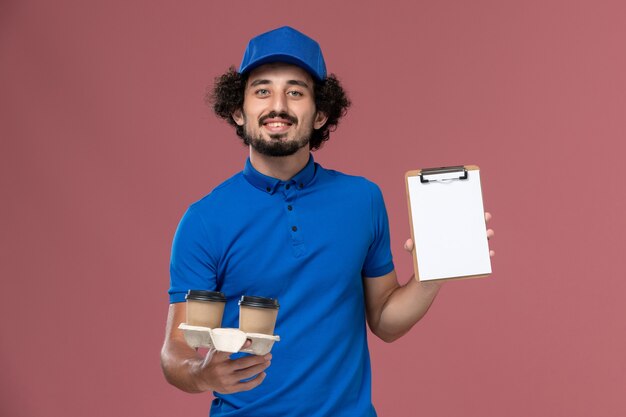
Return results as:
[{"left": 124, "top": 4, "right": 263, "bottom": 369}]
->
[{"left": 264, "top": 353, "right": 272, "bottom": 361}]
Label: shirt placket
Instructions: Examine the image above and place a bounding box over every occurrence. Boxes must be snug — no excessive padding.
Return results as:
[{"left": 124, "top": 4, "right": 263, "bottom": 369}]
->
[{"left": 282, "top": 180, "right": 306, "bottom": 257}]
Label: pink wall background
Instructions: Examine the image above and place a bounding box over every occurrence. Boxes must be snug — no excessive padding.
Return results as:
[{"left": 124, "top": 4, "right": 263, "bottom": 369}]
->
[{"left": 2, "top": 1, "right": 625, "bottom": 416}]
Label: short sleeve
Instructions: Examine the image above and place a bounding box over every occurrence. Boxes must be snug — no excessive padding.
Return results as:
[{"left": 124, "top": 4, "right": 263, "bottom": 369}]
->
[
  {"left": 168, "top": 205, "right": 218, "bottom": 303},
  {"left": 361, "top": 182, "right": 394, "bottom": 278}
]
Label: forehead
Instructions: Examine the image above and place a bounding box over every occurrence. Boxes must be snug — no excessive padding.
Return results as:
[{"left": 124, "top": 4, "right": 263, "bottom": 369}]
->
[{"left": 246, "top": 63, "right": 314, "bottom": 87}]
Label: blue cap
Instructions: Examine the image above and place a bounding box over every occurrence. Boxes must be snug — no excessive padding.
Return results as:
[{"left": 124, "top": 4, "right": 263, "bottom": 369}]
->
[{"left": 239, "top": 26, "right": 327, "bottom": 81}]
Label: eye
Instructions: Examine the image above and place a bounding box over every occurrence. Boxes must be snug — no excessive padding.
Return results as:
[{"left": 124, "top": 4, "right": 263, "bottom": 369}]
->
[
  {"left": 255, "top": 89, "right": 270, "bottom": 96},
  {"left": 287, "top": 90, "right": 304, "bottom": 97}
]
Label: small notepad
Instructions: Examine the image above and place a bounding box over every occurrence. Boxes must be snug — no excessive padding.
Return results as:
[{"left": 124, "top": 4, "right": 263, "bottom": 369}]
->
[{"left": 405, "top": 166, "right": 492, "bottom": 281}]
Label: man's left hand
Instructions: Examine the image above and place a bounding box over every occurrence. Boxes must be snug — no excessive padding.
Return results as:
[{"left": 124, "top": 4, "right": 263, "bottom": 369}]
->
[{"left": 485, "top": 211, "right": 495, "bottom": 257}]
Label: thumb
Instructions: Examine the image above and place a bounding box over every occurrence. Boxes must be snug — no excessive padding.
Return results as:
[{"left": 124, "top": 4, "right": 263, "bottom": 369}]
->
[{"left": 203, "top": 348, "right": 230, "bottom": 366}]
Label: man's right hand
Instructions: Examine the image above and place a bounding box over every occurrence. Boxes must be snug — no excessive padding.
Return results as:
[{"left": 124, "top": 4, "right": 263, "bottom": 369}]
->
[
  {"left": 191, "top": 342, "right": 271, "bottom": 394},
  {"left": 161, "top": 303, "right": 271, "bottom": 394}
]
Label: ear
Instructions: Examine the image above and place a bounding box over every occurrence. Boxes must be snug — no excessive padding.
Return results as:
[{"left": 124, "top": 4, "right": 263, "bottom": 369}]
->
[
  {"left": 232, "top": 108, "right": 244, "bottom": 126},
  {"left": 313, "top": 111, "right": 328, "bottom": 130}
]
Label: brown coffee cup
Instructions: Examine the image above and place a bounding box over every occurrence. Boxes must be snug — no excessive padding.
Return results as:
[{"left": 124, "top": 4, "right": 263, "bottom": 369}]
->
[
  {"left": 185, "top": 290, "right": 226, "bottom": 328},
  {"left": 238, "top": 295, "right": 280, "bottom": 335}
]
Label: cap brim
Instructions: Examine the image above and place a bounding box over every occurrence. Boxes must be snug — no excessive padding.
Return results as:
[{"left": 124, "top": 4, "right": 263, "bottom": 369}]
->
[{"left": 240, "top": 53, "right": 324, "bottom": 81}]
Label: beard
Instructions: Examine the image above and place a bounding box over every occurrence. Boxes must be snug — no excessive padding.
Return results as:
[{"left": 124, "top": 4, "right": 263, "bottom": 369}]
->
[
  {"left": 242, "top": 112, "right": 312, "bottom": 157},
  {"left": 243, "top": 131, "right": 310, "bottom": 157}
]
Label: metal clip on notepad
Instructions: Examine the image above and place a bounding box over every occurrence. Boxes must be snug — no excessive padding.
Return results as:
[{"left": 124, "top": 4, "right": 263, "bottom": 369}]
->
[{"left": 419, "top": 166, "right": 468, "bottom": 183}]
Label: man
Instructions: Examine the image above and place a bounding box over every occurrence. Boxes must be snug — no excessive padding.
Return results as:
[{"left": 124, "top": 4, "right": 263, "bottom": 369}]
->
[{"left": 161, "top": 26, "right": 494, "bottom": 416}]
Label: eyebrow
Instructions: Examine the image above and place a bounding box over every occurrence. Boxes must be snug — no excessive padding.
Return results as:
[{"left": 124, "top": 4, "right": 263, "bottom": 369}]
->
[
  {"left": 249, "top": 79, "right": 310, "bottom": 88},
  {"left": 287, "top": 80, "right": 309, "bottom": 88}
]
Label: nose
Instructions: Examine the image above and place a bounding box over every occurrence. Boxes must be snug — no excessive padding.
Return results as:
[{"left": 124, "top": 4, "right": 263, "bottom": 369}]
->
[{"left": 269, "top": 92, "right": 288, "bottom": 113}]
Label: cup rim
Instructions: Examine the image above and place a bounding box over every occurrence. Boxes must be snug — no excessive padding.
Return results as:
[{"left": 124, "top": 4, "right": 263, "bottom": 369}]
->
[
  {"left": 239, "top": 295, "right": 280, "bottom": 309},
  {"left": 186, "top": 290, "right": 226, "bottom": 302}
]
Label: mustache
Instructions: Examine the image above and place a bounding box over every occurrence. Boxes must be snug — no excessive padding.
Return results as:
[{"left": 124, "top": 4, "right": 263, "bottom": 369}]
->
[{"left": 259, "top": 111, "right": 298, "bottom": 126}]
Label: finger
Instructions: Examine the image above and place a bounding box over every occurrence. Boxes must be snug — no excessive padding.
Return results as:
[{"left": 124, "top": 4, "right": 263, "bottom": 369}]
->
[
  {"left": 490, "top": 250, "right": 495, "bottom": 257},
  {"left": 229, "top": 353, "right": 272, "bottom": 371},
  {"left": 235, "top": 360, "right": 271, "bottom": 381},
  {"left": 234, "top": 371, "right": 267, "bottom": 392},
  {"left": 485, "top": 212, "right": 492, "bottom": 222},
  {"left": 487, "top": 229, "right": 494, "bottom": 240},
  {"left": 404, "top": 238, "right": 414, "bottom": 252},
  {"left": 243, "top": 339, "right": 253, "bottom": 348}
]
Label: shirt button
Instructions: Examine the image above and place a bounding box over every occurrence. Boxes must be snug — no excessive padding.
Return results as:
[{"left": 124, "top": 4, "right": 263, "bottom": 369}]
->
[
  {"left": 266, "top": 186, "right": 271, "bottom": 192},
  {"left": 291, "top": 226, "right": 298, "bottom": 232},
  {"left": 287, "top": 205, "right": 293, "bottom": 211},
  {"left": 285, "top": 184, "right": 291, "bottom": 190}
]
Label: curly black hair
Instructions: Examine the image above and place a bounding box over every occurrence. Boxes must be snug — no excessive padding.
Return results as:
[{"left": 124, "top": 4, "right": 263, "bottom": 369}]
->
[{"left": 207, "top": 66, "right": 351, "bottom": 151}]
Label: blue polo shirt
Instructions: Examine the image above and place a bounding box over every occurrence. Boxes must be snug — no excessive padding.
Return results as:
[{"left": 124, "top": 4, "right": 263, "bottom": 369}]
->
[{"left": 169, "top": 154, "right": 394, "bottom": 417}]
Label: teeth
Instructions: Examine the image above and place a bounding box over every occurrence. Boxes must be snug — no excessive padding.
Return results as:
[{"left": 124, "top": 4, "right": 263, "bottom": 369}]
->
[{"left": 266, "top": 122, "right": 289, "bottom": 127}]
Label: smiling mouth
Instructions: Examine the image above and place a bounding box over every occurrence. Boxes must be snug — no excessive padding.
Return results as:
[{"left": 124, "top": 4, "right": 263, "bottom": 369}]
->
[
  {"left": 265, "top": 121, "right": 292, "bottom": 128},
  {"left": 259, "top": 112, "right": 298, "bottom": 133},
  {"left": 262, "top": 119, "right": 294, "bottom": 134}
]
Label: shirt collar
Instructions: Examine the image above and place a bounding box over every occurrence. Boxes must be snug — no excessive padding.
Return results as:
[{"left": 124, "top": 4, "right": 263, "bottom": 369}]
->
[{"left": 243, "top": 154, "right": 317, "bottom": 194}]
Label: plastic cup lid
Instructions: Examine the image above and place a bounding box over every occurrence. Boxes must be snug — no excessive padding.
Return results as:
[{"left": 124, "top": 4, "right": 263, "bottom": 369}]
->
[
  {"left": 185, "top": 290, "right": 226, "bottom": 302},
  {"left": 239, "top": 295, "right": 280, "bottom": 309}
]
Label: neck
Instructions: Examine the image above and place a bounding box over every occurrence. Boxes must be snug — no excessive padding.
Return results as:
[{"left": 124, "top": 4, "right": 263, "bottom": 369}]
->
[{"left": 249, "top": 146, "right": 310, "bottom": 181}]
